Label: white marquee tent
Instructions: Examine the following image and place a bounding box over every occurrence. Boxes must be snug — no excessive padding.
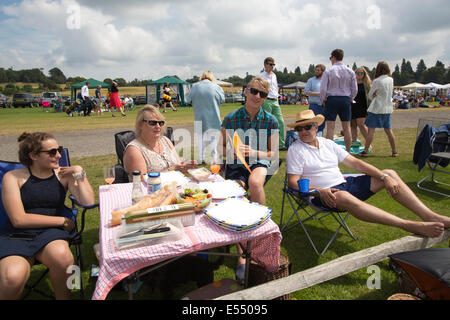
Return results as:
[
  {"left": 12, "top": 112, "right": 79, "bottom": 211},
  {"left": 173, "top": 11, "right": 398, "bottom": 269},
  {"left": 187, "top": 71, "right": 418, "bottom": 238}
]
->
[{"left": 401, "top": 82, "right": 430, "bottom": 89}]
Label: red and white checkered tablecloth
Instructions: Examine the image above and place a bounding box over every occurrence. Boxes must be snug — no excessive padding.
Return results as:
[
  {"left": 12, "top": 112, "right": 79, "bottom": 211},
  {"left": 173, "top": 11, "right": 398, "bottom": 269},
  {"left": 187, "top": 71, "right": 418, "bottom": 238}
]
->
[{"left": 92, "top": 183, "right": 282, "bottom": 300}]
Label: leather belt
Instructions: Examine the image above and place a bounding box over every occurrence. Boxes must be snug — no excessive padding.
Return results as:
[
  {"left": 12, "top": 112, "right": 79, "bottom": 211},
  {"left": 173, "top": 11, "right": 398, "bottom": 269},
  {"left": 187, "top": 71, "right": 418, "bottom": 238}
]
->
[{"left": 267, "top": 98, "right": 277, "bottom": 101}]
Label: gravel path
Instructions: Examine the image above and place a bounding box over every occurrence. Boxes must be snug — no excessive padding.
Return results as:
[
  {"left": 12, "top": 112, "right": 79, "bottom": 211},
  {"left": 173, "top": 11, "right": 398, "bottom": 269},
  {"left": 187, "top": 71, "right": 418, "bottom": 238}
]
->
[{"left": 1, "top": 109, "right": 449, "bottom": 162}]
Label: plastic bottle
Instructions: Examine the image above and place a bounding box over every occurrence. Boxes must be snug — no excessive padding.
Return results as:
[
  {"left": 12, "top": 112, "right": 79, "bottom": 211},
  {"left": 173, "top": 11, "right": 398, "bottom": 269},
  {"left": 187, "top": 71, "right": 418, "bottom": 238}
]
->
[
  {"left": 131, "top": 170, "right": 144, "bottom": 204},
  {"left": 147, "top": 172, "right": 162, "bottom": 194}
]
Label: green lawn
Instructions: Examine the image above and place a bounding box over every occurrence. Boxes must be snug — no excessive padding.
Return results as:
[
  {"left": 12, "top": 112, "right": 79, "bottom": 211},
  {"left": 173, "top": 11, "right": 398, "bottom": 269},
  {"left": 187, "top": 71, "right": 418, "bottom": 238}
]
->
[{"left": 2, "top": 105, "right": 449, "bottom": 300}]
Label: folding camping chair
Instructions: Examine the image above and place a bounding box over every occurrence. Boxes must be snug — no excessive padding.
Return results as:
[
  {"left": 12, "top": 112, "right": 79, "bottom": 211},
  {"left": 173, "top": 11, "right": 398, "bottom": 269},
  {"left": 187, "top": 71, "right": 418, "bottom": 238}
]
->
[
  {"left": 414, "top": 120, "right": 450, "bottom": 197},
  {"left": 0, "top": 148, "right": 98, "bottom": 299},
  {"left": 113, "top": 128, "right": 175, "bottom": 183},
  {"left": 280, "top": 174, "right": 358, "bottom": 255}
]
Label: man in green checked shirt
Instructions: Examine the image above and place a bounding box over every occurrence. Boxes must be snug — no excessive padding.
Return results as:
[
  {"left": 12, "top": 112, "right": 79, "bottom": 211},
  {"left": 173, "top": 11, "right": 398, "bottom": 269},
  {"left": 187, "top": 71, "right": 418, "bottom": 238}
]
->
[{"left": 221, "top": 77, "right": 279, "bottom": 206}]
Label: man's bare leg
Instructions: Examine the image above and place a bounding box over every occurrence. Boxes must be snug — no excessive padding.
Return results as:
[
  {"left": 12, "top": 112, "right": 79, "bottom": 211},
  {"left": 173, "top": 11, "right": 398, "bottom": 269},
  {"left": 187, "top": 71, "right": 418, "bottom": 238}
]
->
[
  {"left": 334, "top": 190, "right": 445, "bottom": 238},
  {"left": 325, "top": 120, "right": 335, "bottom": 140},
  {"left": 370, "top": 169, "right": 450, "bottom": 228}
]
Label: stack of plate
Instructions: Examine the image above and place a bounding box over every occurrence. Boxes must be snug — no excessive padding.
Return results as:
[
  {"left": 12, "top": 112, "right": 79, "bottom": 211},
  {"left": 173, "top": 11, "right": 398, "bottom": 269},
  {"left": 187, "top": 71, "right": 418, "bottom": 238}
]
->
[{"left": 204, "top": 198, "right": 272, "bottom": 232}]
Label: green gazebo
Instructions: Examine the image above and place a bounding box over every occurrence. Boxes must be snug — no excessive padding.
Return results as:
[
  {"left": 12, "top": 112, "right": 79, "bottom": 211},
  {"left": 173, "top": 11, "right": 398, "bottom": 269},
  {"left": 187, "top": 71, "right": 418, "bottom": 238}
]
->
[
  {"left": 70, "top": 78, "right": 111, "bottom": 100},
  {"left": 146, "top": 75, "right": 191, "bottom": 106}
]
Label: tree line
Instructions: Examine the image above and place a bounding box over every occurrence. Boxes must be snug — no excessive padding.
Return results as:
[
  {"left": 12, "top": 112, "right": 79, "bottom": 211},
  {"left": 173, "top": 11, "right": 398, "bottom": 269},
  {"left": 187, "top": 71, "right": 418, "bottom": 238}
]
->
[
  {"left": 217, "top": 59, "right": 450, "bottom": 87},
  {"left": 1, "top": 58, "right": 449, "bottom": 95}
]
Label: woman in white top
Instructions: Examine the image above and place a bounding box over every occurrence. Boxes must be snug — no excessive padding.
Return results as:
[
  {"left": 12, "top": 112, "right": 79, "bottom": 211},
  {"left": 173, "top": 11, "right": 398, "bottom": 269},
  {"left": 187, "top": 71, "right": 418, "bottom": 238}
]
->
[
  {"left": 123, "top": 105, "right": 196, "bottom": 180},
  {"left": 360, "top": 62, "right": 398, "bottom": 157}
]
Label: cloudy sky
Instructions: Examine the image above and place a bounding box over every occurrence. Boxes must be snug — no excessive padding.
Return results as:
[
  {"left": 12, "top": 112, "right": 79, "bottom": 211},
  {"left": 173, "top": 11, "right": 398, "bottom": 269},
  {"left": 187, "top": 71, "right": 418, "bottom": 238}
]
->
[{"left": 0, "top": 0, "right": 449, "bottom": 82}]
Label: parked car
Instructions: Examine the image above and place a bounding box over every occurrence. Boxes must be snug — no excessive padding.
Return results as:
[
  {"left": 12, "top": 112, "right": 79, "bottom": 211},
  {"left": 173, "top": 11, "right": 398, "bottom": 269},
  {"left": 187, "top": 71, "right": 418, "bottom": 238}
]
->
[
  {"left": 42, "top": 92, "right": 63, "bottom": 103},
  {"left": 0, "top": 93, "right": 10, "bottom": 108},
  {"left": 12, "top": 93, "right": 34, "bottom": 108},
  {"left": 134, "top": 95, "right": 147, "bottom": 105}
]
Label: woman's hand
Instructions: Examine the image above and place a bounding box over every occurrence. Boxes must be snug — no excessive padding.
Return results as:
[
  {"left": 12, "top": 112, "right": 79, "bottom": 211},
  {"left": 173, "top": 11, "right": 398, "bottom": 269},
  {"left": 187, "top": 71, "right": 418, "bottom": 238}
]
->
[
  {"left": 174, "top": 160, "right": 197, "bottom": 174},
  {"left": 59, "top": 165, "right": 84, "bottom": 178},
  {"left": 62, "top": 217, "right": 75, "bottom": 232}
]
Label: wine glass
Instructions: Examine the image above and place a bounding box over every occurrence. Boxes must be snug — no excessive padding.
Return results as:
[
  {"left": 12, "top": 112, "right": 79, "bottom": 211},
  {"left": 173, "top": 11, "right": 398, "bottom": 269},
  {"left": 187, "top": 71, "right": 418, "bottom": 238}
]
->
[
  {"left": 210, "top": 162, "right": 221, "bottom": 180},
  {"left": 103, "top": 166, "right": 115, "bottom": 189}
]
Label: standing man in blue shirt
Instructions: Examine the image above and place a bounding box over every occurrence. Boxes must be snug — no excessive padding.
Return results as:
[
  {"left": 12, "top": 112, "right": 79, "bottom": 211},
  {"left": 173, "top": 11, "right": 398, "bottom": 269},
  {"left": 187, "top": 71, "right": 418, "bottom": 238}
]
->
[
  {"left": 305, "top": 64, "right": 326, "bottom": 136},
  {"left": 259, "top": 57, "right": 286, "bottom": 150}
]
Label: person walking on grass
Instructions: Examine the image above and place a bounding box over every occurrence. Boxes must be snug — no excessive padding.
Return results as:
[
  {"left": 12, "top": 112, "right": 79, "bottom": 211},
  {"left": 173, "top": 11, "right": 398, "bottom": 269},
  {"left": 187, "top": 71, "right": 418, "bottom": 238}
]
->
[
  {"left": 360, "top": 61, "right": 398, "bottom": 158},
  {"left": 109, "top": 80, "right": 126, "bottom": 117}
]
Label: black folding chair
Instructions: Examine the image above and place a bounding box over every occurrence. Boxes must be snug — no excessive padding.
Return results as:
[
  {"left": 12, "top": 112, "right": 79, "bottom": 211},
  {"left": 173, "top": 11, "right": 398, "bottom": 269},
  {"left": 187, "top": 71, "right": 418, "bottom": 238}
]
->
[
  {"left": 280, "top": 174, "right": 358, "bottom": 255},
  {"left": 0, "top": 148, "right": 98, "bottom": 299},
  {"left": 416, "top": 129, "right": 450, "bottom": 197}
]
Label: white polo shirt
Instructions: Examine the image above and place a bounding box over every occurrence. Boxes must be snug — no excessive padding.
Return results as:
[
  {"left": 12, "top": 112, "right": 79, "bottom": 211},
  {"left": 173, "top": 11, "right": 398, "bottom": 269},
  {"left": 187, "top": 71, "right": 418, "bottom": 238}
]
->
[
  {"left": 286, "top": 137, "right": 349, "bottom": 189},
  {"left": 259, "top": 71, "right": 279, "bottom": 99}
]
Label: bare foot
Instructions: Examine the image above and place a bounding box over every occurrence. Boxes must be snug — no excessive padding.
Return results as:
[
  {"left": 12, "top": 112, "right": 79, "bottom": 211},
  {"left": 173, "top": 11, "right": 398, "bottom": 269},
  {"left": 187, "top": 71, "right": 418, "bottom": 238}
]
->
[
  {"left": 424, "top": 213, "right": 450, "bottom": 229},
  {"left": 403, "top": 221, "right": 445, "bottom": 238}
]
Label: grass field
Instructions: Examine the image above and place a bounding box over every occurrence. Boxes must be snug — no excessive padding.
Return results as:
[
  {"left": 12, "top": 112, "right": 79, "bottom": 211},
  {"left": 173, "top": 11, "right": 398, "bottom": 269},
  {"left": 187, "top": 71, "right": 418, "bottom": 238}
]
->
[{"left": 1, "top": 105, "right": 449, "bottom": 300}]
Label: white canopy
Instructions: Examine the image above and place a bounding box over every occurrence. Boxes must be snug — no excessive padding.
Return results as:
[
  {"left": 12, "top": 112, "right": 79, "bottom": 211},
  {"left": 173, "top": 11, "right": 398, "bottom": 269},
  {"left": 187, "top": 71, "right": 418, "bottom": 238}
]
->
[
  {"left": 215, "top": 80, "right": 233, "bottom": 87},
  {"left": 401, "top": 82, "right": 430, "bottom": 89},
  {"left": 282, "top": 81, "right": 307, "bottom": 89},
  {"left": 425, "top": 82, "right": 447, "bottom": 89},
  {"left": 445, "top": 83, "right": 450, "bottom": 89}
]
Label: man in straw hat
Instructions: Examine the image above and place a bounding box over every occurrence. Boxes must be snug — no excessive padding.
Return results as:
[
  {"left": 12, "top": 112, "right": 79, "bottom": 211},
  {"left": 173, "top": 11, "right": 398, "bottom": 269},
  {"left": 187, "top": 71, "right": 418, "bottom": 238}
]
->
[{"left": 285, "top": 109, "right": 449, "bottom": 238}]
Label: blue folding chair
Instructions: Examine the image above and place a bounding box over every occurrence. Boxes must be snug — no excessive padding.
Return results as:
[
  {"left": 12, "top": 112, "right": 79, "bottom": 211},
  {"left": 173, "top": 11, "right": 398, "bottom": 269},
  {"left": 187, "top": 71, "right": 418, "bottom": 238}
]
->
[
  {"left": 0, "top": 147, "right": 98, "bottom": 299},
  {"left": 280, "top": 174, "right": 358, "bottom": 255}
]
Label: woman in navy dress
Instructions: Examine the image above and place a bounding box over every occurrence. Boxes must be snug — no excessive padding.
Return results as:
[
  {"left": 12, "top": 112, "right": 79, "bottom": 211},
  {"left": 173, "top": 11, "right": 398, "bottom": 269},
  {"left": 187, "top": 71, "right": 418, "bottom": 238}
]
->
[{"left": 0, "top": 132, "right": 95, "bottom": 299}]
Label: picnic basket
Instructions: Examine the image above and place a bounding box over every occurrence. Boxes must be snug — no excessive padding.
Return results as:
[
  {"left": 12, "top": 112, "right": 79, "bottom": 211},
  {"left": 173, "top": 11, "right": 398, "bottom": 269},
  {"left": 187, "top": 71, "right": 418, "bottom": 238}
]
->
[{"left": 248, "top": 253, "right": 291, "bottom": 300}]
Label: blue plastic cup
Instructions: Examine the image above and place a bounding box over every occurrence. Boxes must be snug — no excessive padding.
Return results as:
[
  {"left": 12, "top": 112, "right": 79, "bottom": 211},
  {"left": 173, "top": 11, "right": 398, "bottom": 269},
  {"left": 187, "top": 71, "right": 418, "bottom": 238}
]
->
[{"left": 297, "top": 178, "right": 310, "bottom": 193}]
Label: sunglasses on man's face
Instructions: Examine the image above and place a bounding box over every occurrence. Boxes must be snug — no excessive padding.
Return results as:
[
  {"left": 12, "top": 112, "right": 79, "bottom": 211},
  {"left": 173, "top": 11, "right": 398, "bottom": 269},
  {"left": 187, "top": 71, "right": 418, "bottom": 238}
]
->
[
  {"left": 39, "top": 146, "right": 64, "bottom": 157},
  {"left": 248, "top": 87, "right": 269, "bottom": 98},
  {"left": 142, "top": 119, "right": 165, "bottom": 126},
  {"left": 295, "top": 124, "right": 314, "bottom": 132}
]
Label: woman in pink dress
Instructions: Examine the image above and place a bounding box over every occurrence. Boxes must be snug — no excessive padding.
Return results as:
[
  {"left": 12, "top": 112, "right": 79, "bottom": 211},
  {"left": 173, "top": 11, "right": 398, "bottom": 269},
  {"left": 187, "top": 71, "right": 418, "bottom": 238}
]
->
[{"left": 109, "top": 80, "right": 126, "bottom": 117}]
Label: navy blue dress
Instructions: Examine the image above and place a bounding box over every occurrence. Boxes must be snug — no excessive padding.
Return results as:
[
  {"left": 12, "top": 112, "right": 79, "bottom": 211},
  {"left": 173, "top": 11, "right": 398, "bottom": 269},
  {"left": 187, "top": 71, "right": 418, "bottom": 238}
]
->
[{"left": 0, "top": 168, "right": 72, "bottom": 259}]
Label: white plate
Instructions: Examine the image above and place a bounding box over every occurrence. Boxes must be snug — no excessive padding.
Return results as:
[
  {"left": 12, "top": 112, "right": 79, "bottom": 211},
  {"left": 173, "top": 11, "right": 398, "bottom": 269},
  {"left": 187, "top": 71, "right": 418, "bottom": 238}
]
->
[
  {"left": 205, "top": 198, "right": 271, "bottom": 227},
  {"left": 196, "top": 180, "right": 246, "bottom": 199},
  {"left": 160, "top": 170, "right": 190, "bottom": 187}
]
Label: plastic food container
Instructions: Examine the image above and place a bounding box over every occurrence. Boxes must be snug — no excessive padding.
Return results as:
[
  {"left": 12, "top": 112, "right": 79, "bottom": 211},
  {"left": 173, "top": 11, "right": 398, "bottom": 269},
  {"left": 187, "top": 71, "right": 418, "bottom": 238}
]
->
[{"left": 188, "top": 168, "right": 212, "bottom": 181}]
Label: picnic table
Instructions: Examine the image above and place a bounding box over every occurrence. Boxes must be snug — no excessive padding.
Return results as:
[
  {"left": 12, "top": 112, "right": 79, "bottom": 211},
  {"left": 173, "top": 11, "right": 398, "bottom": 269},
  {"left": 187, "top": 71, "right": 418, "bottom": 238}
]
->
[{"left": 92, "top": 178, "right": 282, "bottom": 300}]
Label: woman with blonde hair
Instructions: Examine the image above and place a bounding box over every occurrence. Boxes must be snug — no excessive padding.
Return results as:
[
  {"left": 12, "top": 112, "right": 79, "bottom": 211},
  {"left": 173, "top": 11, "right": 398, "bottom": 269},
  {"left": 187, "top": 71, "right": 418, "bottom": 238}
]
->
[
  {"left": 360, "top": 61, "right": 398, "bottom": 157},
  {"left": 123, "top": 105, "right": 196, "bottom": 179},
  {"left": 351, "top": 67, "right": 372, "bottom": 147}
]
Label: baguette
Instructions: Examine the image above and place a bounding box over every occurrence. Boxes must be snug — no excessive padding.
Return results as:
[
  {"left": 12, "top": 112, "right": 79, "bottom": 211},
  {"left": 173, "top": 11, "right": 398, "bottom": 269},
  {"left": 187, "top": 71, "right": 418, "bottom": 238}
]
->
[{"left": 109, "top": 182, "right": 177, "bottom": 226}]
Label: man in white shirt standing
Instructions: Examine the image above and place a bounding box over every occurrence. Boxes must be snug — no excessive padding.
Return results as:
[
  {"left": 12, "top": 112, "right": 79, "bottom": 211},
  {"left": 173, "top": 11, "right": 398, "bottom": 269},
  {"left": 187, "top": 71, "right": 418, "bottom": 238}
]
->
[
  {"left": 80, "top": 81, "right": 92, "bottom": 116},
  {"left": 285, "top": 109, "right": 449, "bottom": 238},
  {"left": 259, "top": 57, "right": 286, "bottom": 150}
]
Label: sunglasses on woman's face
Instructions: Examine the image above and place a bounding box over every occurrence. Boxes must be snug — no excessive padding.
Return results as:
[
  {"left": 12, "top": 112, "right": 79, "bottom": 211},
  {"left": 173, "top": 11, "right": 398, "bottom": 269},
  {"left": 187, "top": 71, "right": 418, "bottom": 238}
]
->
[
  {"left": 248, "top": 87, "right": 269, "bottom": 98},
  {"left": 356, "top": 71, "right": 364, "bottom": 75},
  {"left": 142, "top": 119, "right": 165, "bottom": 126},
  {"left": 295, "top": 124, "right": 314, "bottom": 132},
  {"left": 39, "top": 146, "right": 64, "bottom": 157}
]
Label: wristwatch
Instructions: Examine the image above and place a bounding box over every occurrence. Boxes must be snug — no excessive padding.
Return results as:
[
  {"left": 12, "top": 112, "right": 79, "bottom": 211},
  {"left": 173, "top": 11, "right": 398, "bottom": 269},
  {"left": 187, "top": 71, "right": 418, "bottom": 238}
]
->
[
  {"left": 73, "top": 170, "right": 86, "bottom": 180},
  {"left": 380, "top": 173, "right": 389, "bottom": 181},
  {"left": 62, "top": 218, "right": 69, "bottom": 229}
]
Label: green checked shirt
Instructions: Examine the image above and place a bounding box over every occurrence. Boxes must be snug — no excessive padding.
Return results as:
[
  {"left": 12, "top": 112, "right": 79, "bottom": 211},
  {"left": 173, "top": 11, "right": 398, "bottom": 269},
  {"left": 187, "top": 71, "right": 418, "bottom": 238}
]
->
[{"left": 221, "top": 106, "right": 279, "bottom": 167}]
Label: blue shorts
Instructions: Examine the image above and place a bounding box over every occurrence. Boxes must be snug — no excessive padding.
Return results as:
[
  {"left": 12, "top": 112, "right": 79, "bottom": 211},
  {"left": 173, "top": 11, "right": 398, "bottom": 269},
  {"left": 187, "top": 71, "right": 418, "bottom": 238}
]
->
[
  {"left": 309, "top": 104, "right": 325, "bottom": 132},
  {"left": 311, "top": 175, "right": 374, "bottom": 209},
  {"left": 365, "top": 112, "right": 392, "bottom": 129},
  {"left": 225, "top": 163, "right": 268, "bottom": 186},
  {"left": 324, "top": 96, "right": 351, "bottom": 122}
]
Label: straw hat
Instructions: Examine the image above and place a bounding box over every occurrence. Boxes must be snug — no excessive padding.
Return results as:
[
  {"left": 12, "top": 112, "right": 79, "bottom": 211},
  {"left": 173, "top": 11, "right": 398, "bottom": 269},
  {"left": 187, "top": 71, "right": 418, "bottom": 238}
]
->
[{"left": 287, "top": 109, "right": 325, "bottom": 128}]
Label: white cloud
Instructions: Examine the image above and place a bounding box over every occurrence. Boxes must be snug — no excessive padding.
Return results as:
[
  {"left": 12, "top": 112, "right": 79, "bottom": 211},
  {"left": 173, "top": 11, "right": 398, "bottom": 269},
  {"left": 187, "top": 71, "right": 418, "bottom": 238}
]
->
[{"left": 0, "top": 0, "right": 448, "bottom": 82}]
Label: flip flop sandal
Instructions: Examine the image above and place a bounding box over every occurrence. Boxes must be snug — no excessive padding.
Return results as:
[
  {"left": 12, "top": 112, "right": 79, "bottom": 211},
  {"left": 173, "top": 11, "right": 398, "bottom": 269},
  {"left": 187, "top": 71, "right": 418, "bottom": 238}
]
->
[
  {"left": 392, "top": 152, "right": 399, "bottom": 157},
  {"left": 358, "top": 151, "right": 369, "bottom": 157}
]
